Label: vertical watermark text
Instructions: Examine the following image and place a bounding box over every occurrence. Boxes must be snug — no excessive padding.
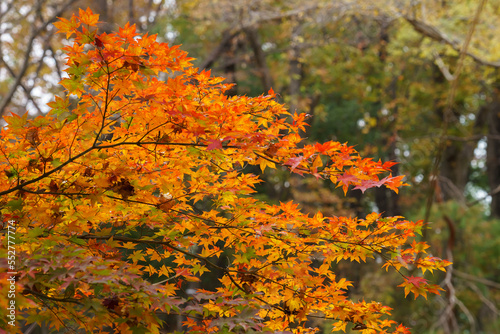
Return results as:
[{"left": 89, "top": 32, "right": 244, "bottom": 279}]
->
[{"left": 6, "top": 219, "right": 17, "bottom": 326}]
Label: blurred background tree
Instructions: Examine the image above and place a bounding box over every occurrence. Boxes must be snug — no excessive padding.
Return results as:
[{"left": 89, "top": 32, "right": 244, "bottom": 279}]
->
[{"left": 1, "top": 0, "right": 499, "bottom": 333}]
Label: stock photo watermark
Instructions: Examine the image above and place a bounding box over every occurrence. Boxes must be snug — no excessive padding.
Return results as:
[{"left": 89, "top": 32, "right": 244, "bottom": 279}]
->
[{"left": 5, "top": 219, "right": 17, "bottom": 326}]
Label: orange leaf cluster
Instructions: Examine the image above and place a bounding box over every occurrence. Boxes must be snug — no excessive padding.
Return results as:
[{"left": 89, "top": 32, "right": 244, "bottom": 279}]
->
[{"left": 0, "top": 8, "right": 449, "bottom": 333}]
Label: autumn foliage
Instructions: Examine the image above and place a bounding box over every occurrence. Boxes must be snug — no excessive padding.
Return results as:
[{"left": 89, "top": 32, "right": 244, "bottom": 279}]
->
[{"left": 0, "top": 8, "right": 450, "bottom": 334}]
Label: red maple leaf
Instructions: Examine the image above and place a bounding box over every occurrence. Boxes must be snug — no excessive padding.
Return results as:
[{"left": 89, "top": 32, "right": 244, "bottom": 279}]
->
[
  {"left": 406, "top": 275, "right": 427, "bottom": 288},
  {"left": 206, "top": 139, "right": 223, "bottom": 150},
  {"left": 284, "top": 156, "right": 304, "bottom": 172},
  {"left": 337, "top": 172, "right": 358, "bottom": 185},
  {"left": 352, "top": 177, "right": 387, "bottom": 193}
]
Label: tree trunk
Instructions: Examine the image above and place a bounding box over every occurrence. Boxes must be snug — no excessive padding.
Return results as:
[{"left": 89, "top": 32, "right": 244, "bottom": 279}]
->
[
  {"left": 374, "top": 19, "right": 402, "bottom": 216},
  {"left": 438, "top": 140, "right": 475, "bottom": 202},
  {"left": 288, "top": 25, "right": 303, "bottom": 114},
  {"left": 245, "top": 27, "right": 273, "bottom": 92},
  {"left": 486, "top": 89, "right": 500, "bottom": 218}
]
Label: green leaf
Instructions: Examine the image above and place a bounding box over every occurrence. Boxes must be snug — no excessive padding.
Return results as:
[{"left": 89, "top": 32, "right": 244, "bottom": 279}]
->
[
  {"left": 132, "top": 80, "right": 146, "bottom": 90},
  {"left": 31, "top": 116, "right": 51, "bottom": 127},
  {"left": 84, "top": 299, "right": 103, "bottom": 311},
  {"left": 51, "top": 158, "right": 63, "bottom": 168},
  {"left": 28, "top": 227, "right": 45, "bottom": 238},
  {"left": 67, "top": 64, "right": 86, "bottom": 78},
  {"left": 7, "top": 199, "right": 24, "bottom": 211},
  {"left": 5, "top": 112, "right": 28, "bottom": 129},
  {"left": 69, "top": 236, "right": 87, "bottom": 246},
  {"left": 186, "top": 146, "right": 199, "bottom": 156},
  {"left": 131, "top": 326, "right": 150, "bottom": 334},
  {"left": 92, "top": 269, "right": 112, "bottom": 276},
  {"left": 92, "top": 68, "right": 105, "bottom": 78},
  {"left": 60, "top": 77, "right": 83, "bottom": 93},
  {"left": 139, "top": 66, "right": 156, "bottom": 76}
]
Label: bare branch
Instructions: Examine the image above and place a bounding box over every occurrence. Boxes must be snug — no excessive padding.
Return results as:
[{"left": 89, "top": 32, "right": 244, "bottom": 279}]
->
[
  {"left": 467, "top": 184, "right": 500, "bottom": 207},
  {"left": 200, "top": 31, "right": 241, "bottom": 70},
  {"left": 199, "top": 4, "right": 321, "bottom": 70},
  {"left": 466, "top": 281, "right": 500, "bottom": 314},
  {"left": 405, "top": 16, "right": 500, "bottom": 68},
  {"left": 433, "top": 51, "right": 455, "bottom": 81}
]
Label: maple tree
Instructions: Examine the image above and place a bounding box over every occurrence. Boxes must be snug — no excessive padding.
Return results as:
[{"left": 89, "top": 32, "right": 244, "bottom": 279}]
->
[{"left": 0, "top": 8, "right": 451, "bottom": 334}]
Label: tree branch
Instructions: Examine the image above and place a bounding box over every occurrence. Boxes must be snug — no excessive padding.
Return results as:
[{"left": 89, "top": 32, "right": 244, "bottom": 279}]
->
[{"left": 404, "top": 16, "right": 500, "bottom": 68}]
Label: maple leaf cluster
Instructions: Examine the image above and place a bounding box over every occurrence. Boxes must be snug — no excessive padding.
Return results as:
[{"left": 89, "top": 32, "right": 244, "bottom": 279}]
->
[{"left": 0, "top": 8, "right": 450, "bottom": 334}]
